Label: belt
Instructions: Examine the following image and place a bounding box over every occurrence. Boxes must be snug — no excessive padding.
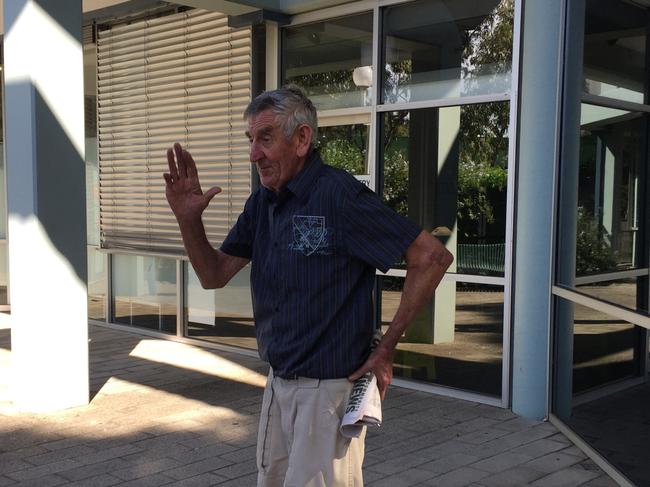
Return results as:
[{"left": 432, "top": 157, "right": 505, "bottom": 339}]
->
[{"left": 275, "top": 372, "right": 300, "bottom": 380}]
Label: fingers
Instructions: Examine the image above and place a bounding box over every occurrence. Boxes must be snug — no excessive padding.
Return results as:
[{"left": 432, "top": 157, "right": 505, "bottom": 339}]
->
[
  {"left": 184, "top": 148, "right": 199, "bottom": 179},
  {"left": 376, "top": 376, "right": 390, "bottom": 401},
  {"left": 163, "top": 173, "right": 172, "bottom": 186},
  {"left": 166, "top": 148, "right": 179, "bottom": 182},
  {"left": 203, "top": 186, "right": 222, "bottom": 204},
  {"left": 174, "top": 142, "right": 188, "bottom": 178}
]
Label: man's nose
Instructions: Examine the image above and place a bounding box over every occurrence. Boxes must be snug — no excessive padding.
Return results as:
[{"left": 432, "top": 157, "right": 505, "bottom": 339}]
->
[{"left": 249, "top": 142, "right": 263, "bottom": 163}]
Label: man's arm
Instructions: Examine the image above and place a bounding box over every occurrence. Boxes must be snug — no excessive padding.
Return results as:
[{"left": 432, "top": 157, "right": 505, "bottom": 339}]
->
[
  {"left": 349, "top": 230, "right": 453, "bottom": 399},
  {"left": 164, "top": 143, "right": 249, "bottom": 289},
  {"left": 178, "top": 216, "right": 249, "bottom": 289}
]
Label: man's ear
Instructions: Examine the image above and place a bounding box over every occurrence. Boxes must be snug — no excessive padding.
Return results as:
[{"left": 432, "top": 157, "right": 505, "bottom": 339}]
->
[{"left": 295, "top": 124, "right": 313, "bottom": 158}]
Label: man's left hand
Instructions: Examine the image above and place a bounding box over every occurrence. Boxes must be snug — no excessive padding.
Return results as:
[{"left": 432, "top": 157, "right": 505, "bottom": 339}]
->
[{"left": 348, "top": 344, "right": 394, "bottom": 401}]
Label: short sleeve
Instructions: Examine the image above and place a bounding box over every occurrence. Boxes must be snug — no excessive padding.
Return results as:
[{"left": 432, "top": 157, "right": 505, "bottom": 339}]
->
[
  {"left": 220, "top": 194, "right": 256, "bottom": 259},
  {"left": 342, "top": 186, "right": 421, "bottom": 273}
]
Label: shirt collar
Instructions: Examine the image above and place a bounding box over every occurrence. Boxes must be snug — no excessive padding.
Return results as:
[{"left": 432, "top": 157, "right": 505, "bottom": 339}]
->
[{"left": 286, "top": 150, "right": 323, "bottom": 203}]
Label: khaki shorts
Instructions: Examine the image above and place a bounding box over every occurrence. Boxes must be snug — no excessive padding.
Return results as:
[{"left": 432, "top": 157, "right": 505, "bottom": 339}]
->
[{"left": 256, "top": 370, "right": 366, "bottom": 487}]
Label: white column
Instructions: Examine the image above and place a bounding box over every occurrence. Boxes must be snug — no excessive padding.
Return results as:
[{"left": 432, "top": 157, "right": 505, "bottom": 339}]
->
[
  {"left": 433, "top": 106, "right": 459, "bottom": 344},
  {"left": 4, "top": 0, "right": 88, "bottom": 412}
]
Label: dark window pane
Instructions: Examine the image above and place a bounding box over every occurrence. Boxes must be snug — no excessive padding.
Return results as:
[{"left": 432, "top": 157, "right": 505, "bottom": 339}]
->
[
  {"left": 583, "top": 0, "right": 647, "bottom": 103},
  {"left": 382, "top": 0, "right": 514, "bottom": 104},
  {"left": 553, "top": 297, "right": 646, "bottom": 486},
  {"left": 557, "top": 104, "right": 649, "bottom": 313},
  {"left": 383, "top": 278, "right": 503, "bottom": 396},
  {"left": 572, "top": 303, "right": 641, "bottom": 393},
  {"left": 282, "top": 13, "right": 373, "bottom": 110}
]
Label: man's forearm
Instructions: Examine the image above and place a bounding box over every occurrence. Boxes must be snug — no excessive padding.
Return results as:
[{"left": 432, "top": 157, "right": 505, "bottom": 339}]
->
[
  {"left": 380, "top": 233, "right": 453, "bottom": 353},
  {"left": 177, "top": 215, "right": 221, "bottom": 288}
]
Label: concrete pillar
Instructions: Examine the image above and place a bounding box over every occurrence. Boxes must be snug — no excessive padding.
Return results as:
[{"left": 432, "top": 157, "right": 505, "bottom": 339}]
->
[
  {"left": 4, "top": 0, "right": 88, "bottom": 412},
  {"left": 433, "top": 106, "right": 459, "bottom": 344},
  {"left": 403, "top": 106, "right": 457, "bottom": 344},
  {"left": 512, "top": 0, "right": 584, "bottom": 419}
]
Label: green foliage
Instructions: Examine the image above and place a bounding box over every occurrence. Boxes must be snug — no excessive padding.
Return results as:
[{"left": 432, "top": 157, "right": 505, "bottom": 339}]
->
[
  {"left": 382, "top": 111, "right": 410, "bottom": 215},
  {"left": 317, "top": 124, "right": 368, "bottom": 175},
  {"left": 457, "top": 1, "right": 513, "bottom": 238},
  {"left": 575, "top": 208, "right": 618, "bottom": 275}
]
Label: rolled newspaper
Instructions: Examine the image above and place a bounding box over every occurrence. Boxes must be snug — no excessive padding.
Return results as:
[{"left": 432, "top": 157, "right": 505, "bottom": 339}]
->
[{"left": 340, "top": 329, "right": 383, "bottom": 439}]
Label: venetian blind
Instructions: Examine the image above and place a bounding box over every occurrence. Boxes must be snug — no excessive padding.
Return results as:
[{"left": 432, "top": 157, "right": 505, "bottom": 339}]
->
[{"left": 97, "top": 9, "right": 252, "bottom": 254}]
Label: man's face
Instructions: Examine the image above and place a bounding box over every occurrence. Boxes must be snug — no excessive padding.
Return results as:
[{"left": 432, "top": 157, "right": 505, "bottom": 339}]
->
[{"left": 246, "top": 110, "right": 305, "bottom": 194}]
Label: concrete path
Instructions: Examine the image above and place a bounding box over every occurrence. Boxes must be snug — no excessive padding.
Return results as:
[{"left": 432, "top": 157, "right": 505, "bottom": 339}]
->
[{"left": 0, "top": 323, "right": 618, "bottom": 486}]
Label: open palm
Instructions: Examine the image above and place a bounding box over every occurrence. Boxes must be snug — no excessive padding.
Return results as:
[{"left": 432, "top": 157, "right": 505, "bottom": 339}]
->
[{"left": 164, "top": 143, "right": 221, "bottom": 222}]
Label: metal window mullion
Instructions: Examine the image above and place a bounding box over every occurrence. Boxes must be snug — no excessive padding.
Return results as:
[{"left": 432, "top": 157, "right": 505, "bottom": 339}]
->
[
  {"left": 288, "top": 1, "right": 375, "bottom": 27},
  {"left": 106, "top": 252, "right": 114, "bottom": 324},
  {"left": 552, "top": 285, "right": 650, "bottom": 330},
  {"left": 368, "top": 4, "right": 380, "bottom": 191},
  {"left": 501, "top": 0, "right": 524, "bottom": 409},
  {"left": 376, "top": 93, "right": 511, "bottom": 113},
  {"left": 574, "top": 268, "right": 649, "bottom": 286},
  {"left": 581, "top": 93, "right": 650, "bottom": 113},
  {"left": 176, "top": 258, "right": 184, "bottom": 338}
]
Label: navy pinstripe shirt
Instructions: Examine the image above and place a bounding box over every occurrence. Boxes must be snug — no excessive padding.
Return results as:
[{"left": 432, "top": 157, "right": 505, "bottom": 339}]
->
[{"left": 221, "top": 152, "right": 421, "bottom": 379}]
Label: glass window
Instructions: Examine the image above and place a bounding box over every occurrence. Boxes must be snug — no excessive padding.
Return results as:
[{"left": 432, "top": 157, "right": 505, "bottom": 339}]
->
[
  {"left": 382, "top": 102, "right": 509, "bottom": 275},
  {"left": 185, "top": 264, "right": 255, "bottom": 350},
  {"left": 553, "top": 298, "right": 646, "bottom": 485},
  {"left": 0, "top": 242, "right": 7, "bottom": 307},
  {"left": 571, "top": 302, "right": 642, "bottom": 393},
  {"left": 382, "top": 0, "right": 514, "bottom": 104},
  {"left": 383, "top": 278, "right": 503, "bottom": 396},
  {"left": 88, "top": 246, "right": 106, "bottom": 321},
  {"left": 558, "top": 104, "right": 648, "bottom": 312},
  {"left": 282, "top": 13, "right": 374, "bottom": 110},
  {"left": 583, "top": 0, "right": 648, "bottom": 103},
  {"left": 0, "top": 146, "right": 6, "bottom": 240},
  {"left": 112, "top": 254, "right": 177, "bottom": 334},
  {"left": 318, "top": 123, "right": 370, "bottom": 176}
]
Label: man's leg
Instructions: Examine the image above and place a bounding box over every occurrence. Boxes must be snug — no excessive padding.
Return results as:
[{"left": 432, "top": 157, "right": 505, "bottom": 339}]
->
[
  {"left": 284, "top": 378, "right": 365, "bottom": 487},
  {"left": 257, "top": 371, "right": 289, "bottom": 487}
]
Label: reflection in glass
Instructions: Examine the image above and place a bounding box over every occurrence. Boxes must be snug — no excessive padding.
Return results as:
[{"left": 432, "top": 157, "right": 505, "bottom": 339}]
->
[
  {"left": 382, "top": 0, "right": 513, "bottom": 104},
  {"left": 0, "top": 146, "right": 6, "bottom": 240},
  {"left": 583, "top": 0, "right": 647, "bottom": 103},
  {"left": 577, "top": 277, "right": 643, "bottom": 313},
  {"left": 318, "top": 124, "right": 369, "bottom": 176},
  {"left": 557, "top": 105, "right": 650, "bottom": 312},
  {"left": 382, "top": 103, "right": 509, "bottom": 275},
  {"left": 88, "top": 247, "right": 106, "bottom": 321},
  {"left": 112, "top": 254, "right": 176, "bottom": 333},
  {"left": 572, "top": 303, "right": 641, "bottom": 393},
  {"left": 577, "top": 105, "right": 644, "bottom": 276},
  {"left": 186, "top": 264, "right": 255, "bottom": 350},
  {"left": 553, "top": 298, "right": 647, "bottom": 485},
  {"left": 382, "top": 278, "right": 503, "bottom": 396},
  {"left": 283, "top": 13, "right": 373, "bottom": 110},
  {"left": 0, "top": 242, "right": 7, "bottom": 306}
]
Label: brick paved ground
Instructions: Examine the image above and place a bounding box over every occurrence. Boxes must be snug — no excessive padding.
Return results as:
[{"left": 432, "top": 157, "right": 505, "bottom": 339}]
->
[{"left": 0, "top": 322, "right": 618, "bottom": 486}]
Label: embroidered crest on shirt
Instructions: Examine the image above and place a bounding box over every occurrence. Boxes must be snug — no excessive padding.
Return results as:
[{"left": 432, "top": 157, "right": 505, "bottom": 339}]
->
[{"left": 289, "top": 215, "right": 331, "bottom": 256}]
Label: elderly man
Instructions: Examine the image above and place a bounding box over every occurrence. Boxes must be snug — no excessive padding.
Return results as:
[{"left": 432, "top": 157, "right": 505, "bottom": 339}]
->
[{"left": 164, "top": 86, "right": 452, "bottom": 487}]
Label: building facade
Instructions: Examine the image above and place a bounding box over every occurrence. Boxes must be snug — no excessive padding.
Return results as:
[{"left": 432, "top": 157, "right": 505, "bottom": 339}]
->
[{"left": 1, "top": 0, "right": 648, "bottom": 484}]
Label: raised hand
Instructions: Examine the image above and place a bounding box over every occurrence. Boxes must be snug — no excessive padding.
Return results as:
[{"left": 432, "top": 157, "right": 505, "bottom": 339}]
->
[{"left": 164, "top": 142, "right": 222, "bottom": 222}]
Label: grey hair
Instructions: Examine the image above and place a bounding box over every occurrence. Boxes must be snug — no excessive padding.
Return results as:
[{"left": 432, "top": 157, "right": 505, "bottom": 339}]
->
[{"left": 244, "top": 86, "right": 318, "bottom": 144}]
